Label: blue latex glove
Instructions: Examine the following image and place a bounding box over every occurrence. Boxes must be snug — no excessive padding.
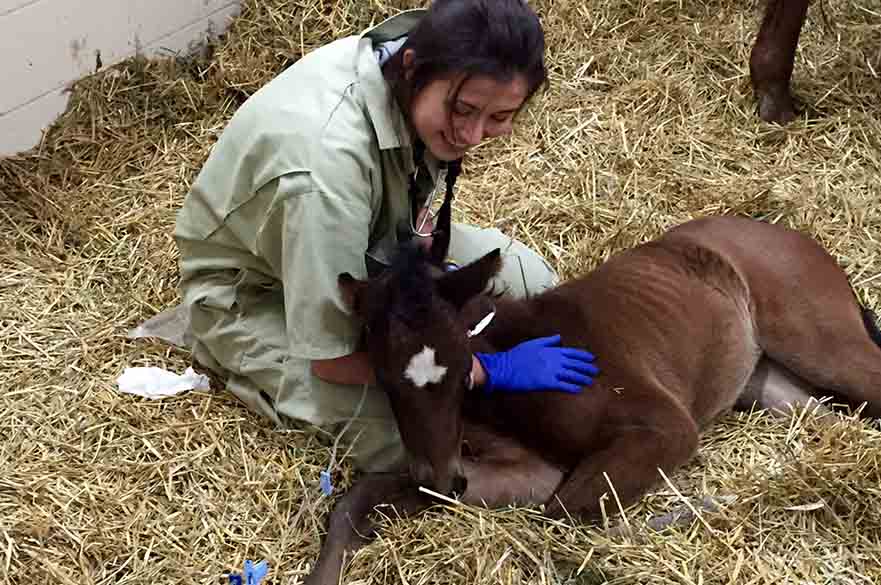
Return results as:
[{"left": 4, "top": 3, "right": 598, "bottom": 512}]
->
[
  {"left": 475, "top": 334, "right": 599, "bottom": 394},
  {"left": 243, "top": 560, "right": 269, "bottom": 585}
]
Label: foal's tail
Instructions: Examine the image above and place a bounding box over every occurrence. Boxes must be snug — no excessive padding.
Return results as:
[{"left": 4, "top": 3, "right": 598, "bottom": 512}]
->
[{"left": 861, "top": 306, "right": 881, "bottom": 349}]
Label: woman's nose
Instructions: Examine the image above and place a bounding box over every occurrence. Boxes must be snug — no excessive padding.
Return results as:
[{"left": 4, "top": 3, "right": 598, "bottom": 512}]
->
[{"left": 455, "top": 117, "right": 485, "bottom": 146}]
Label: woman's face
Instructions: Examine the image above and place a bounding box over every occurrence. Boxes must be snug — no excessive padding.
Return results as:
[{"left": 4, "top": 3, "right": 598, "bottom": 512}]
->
[{"left": 405, "top": 52, "right": 529, "bottom": 161}]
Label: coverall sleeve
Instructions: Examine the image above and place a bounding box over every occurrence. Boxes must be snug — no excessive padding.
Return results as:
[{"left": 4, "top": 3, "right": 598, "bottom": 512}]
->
[{"left": 257, "top": 149, "right": 377, "bottom": 362}]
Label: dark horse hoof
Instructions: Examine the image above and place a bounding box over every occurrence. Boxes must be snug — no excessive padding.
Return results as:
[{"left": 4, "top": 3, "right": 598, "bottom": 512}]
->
[{"left": 756, "top": 87, "right": 799, "bottom": 124}]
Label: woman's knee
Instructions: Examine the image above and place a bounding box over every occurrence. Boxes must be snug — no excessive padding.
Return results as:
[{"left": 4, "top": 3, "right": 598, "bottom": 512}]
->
[{"left": 448, "top": 223, "right": 558, "bottom": 298}]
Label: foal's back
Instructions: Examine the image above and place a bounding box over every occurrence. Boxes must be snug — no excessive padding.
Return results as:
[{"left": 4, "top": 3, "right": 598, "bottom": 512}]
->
[
  {"left": 480, "top": 221, "right": 760, "bottom": 465},
  {"left": 569, "top": 233, "right": 759, "bottom": 418},
  {"left": 485, "top": 216, "right": 879, "bottom": 468},
  {"left": 464, "top": 216, "right": 881, "bottom": 522}
]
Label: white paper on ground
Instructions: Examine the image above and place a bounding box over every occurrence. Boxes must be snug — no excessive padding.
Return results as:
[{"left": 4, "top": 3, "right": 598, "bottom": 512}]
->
[{"left": 116, "top": 366, "right": 210, "bottom": 399}]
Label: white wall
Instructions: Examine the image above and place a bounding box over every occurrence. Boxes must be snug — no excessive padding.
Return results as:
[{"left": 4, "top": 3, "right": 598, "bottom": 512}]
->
[{"left": 0, "top": 0, "right": 241, "bottom": 156}]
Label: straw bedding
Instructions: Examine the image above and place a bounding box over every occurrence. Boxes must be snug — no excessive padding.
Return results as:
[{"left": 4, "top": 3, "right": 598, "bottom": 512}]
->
[{"left": 1, "top": 0, "right": 880, "bottom": 583}]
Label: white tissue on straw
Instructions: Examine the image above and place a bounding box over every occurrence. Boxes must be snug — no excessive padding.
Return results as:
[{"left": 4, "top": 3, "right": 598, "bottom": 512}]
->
[{"left": 116, "top": 366, "right": 210, "bottom": 399}]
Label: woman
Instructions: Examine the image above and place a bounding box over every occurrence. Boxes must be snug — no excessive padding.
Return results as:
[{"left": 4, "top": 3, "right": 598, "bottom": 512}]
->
[{"left": 173, "top": 0, "right": 599, "bottom": 474}]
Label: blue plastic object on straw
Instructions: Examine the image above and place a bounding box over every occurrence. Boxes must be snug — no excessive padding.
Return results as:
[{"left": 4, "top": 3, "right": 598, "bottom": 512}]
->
[
  {"left": 319, "top": 470, "right": 334, "bottom": 495},
  {"left": 244, "top": 559, "right": 269, "bottom": 585}
]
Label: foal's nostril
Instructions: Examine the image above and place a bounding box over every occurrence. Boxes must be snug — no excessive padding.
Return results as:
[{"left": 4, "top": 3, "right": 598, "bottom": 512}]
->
[
  {"left": 451, "top": 474, "right": 468, "bottom": 496},
  {"left": 410, "top": 461, "right": 433, "bottom": 487}
]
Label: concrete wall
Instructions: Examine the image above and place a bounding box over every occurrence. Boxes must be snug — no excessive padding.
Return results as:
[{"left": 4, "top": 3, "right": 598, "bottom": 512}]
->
[{"left": 0, "top": 0, "right": 241, "bottom": 156}]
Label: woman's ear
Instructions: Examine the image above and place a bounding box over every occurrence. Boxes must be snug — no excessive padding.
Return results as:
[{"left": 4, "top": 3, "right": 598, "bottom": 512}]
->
[{"left": 402, "top": 48, "right": 415, "bottom": 80}]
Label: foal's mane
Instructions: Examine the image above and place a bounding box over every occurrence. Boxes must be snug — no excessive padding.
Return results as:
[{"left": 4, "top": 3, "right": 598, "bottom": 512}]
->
[{"left": 383, "top": 242, "right": 437, "bottom": 330}]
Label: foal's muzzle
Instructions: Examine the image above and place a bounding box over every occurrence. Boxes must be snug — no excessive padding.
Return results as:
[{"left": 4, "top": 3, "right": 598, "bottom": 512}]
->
[
  {"left": 410, "top": 458, "right": 468, "bottom": 497},
  {"left": 451, "top": 474, "right": 468, "bottom": 496}
]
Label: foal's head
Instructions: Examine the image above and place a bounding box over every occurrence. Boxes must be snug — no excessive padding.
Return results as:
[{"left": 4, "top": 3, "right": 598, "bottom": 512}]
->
[{"left": 339, "top": 243, "right": 502, "bottom": 496}]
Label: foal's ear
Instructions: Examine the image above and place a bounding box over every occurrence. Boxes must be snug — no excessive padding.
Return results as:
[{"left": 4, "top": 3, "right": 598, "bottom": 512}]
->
[
  {"left": 435, "top": 249, "right": 503, "bottom": 309},
  {"left": 338, "top": 273, "right": 368, "bottom": 317}
]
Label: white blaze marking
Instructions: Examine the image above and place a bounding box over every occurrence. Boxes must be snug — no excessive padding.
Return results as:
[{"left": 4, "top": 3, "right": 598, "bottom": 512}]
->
[{"left": 404, "top": 346, "right": 448, "bottom": 388}]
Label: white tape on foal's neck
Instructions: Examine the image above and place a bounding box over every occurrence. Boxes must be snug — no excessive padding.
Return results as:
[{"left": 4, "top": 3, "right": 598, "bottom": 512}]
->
[{"left": 467, "top": 310, "right": 495, "bottom": 338}]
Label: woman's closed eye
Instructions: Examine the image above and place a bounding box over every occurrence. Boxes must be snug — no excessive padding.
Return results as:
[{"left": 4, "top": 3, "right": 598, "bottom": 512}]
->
[{"left": 452, "top": 101, "right": 476, "bottom": 116}]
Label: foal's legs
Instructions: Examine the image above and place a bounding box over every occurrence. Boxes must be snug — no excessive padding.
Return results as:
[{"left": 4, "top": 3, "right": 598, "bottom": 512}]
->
[
  {"left": 457, "top": 424, "right": 564, "bottom": 509},
  {"left": 756, "top": 296, "right": 881, "bottom": 419},
  {"left": 749, "top": 0, "right": 810, "bottom": 123},
  {"left": 669, "top": 217, "right": 881, "bottom": 418},
  {"left": 304, "top": 472, "right": 431, "bottom": 585},
  {"left": 544, "top": 402, "right": 700, "bottom": 521},
  {"left": 305, "top": 431, "right": 565, "bottom": 585},
  {"left": 737, "top": 357, "right": 832, "bottom": 417}
]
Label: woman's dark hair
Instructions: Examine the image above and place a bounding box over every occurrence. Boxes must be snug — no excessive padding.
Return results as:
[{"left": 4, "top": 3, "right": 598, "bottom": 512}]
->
[
  {"left": 383, "top": 0, "right": 548, "bottom": 114},
  {"left": 386, "top": 0, "right": 547, "bottom": 237}
]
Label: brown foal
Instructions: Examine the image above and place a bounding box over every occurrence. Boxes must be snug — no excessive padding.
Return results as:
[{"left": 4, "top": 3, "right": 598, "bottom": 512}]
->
[{"left": 304, "top": 215, "right": 881, "bottom": 585}]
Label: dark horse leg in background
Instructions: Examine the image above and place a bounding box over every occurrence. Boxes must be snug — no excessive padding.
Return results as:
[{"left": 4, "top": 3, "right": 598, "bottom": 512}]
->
[{"left": 750, "top": 0, "right": 811, "bottom": 123}]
